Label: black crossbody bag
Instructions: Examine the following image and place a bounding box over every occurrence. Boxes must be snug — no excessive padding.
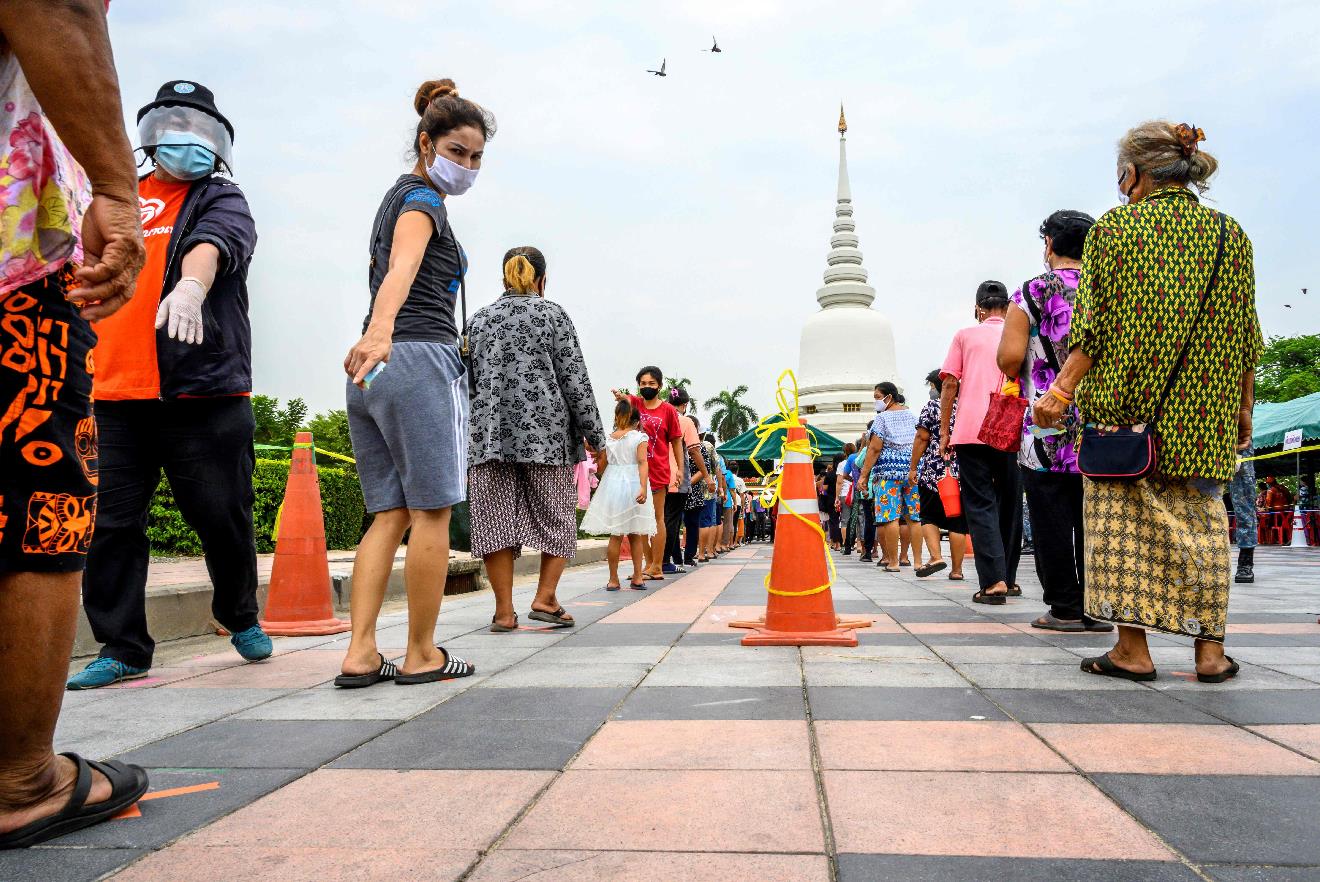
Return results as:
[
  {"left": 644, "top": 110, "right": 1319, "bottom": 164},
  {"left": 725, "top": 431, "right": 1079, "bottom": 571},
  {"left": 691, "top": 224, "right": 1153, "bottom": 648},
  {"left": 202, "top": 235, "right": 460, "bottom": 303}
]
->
[{"left": 1076, "top": 211, "right": 1227, "bottom": 482}]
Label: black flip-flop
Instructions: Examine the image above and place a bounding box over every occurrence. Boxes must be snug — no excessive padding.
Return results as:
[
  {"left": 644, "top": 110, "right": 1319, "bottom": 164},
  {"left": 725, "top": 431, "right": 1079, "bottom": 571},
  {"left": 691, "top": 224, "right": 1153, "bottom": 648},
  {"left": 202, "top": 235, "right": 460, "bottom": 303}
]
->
[
  {"left": 915, "top": 561, "right": 948, "bottom": 578},
  {"left": 529, "top": 607, "right": 575, "bottom": 628},
  {"left": 948, "top": 573, "right": 965, "bottom": 581},
  {"left": 1197, "top": 656, "right": 1240, "bottom": 684},
  {"left": 1084, "top": 620, "right": 1116, "bottom": 633},
  {"left": 605, "top": 584, "right": 622, "bottom": 592},
  {"left": 972, "top": 590, "right": 1007, "bottom": 605},
  {"left": 490, "top": 613, "right": 519, "bottom": 633},
  {"left": 1031, "top": 613, "right": 1086, "bottom": 632},
  {"left": 333, "top": 654, "right": 398, "bottom": 688},
  {"left": 394, "top": 648, "right": 475, "bottom": 685},
  {"left": 628, "top": 579, "right": 648, "bottom": 590},
  {"left": 1080, "top": 652, "right": 1157, "bottom": 682},
  {"left": 0, "top": 753, "right": 148, "bottom": 849},
  {"left": 1006, "top": 584, "right": 1022, "bottom": 597}
]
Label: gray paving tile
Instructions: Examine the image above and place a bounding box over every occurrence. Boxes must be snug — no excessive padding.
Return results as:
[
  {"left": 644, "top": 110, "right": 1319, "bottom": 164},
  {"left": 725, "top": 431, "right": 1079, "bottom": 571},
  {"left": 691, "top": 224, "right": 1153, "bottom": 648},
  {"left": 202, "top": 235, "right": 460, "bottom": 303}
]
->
[
  {"left": 852, "top": 632, "right": 928, "bottom": 646},
  {"left": 1206, "top": 867, "right": 1320, "bottom": 881},
  {"left": 47, "top": 767, "right": 304, "bottom": 849},
  {"left": 482, "top": 662, "right": 653, "bottom": 688},
  {"left": 614, "top": 686, "right": 806, "bottom": 720},
  {"left": 806, "top": 659, "right": 971, "bottom": 688},
  {"left": 533, "top": 645, "right": 670, "bottom": 665},
  {"left": 332, "top": 717, "right": 601, "bottom": 769},
  {"left": 886, "top": 607, "right": 995, "bottom": 623},
  {"left": 984, "top": 689, "right": 1225, "bottom": 724},
  {"left": 1231, "top": 648, "right": 1320, "bottom": 666},
  {"left": 556, "top": 622, "right": 689, "bottom": 646},
  {"left": 1164, "top": 690, "right": 1320, "bottom": 724},
  {"left": 642, "top": 659, "right": 803, "bottom": 687},
  {"left": 917, "top": 632, "right": 1055, "bottom": 647},
  {"left": 837, "top": 854, "right": 1201, "bottom": 881},
  {"left": 676, "top": 631, "right": 755, "bottom": 646},
  {"left": 1094, "top": 774, "right": 1320, "bottom": 864},
  {"left": 420, "top": 686, "right": 630, "bottom": 721},
  {"left": 808, "top": 686, "right": 1007, "bottom": 721},
  {"left": 53, "top": 688, "right": 293, "bottom": 757},
  {"left": 1146, "top": 666, "right": 1320, "bottom": 691},
  {"left": 955, "top": 663, "right": 1146, "bottom": 691},
  {"left": 115, "top": 720, "right": 395, "bottom": 769},
  {"left": 232, "top": 678, "right": 479, "bottom": 720},
  {"left": 0, "top": 847, "right": 144, "bottom": 882},
  {"left": 931, "top": 645, "right": 1081, "bottom": 665}
]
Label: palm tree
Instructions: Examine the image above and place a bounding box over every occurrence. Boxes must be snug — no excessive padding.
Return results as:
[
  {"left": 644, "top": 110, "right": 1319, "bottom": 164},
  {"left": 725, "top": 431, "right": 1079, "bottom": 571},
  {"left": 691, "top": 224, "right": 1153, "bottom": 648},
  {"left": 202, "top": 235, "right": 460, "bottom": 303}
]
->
[
  {"left": 668, "top": 376, "right": 695, "bottom": 415},
  {"left": 703, "top": 386, "right": 758, "bottom": 441}
]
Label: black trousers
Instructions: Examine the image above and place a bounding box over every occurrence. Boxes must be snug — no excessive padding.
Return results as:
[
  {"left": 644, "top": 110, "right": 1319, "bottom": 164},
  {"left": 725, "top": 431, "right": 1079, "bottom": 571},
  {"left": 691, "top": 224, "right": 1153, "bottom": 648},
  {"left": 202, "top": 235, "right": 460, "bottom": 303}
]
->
[
  {"left": 663, "top": 491, "right": 688, "bottom": 565},
  {"left": 683, "top": 505, "right": 701, "bottom": 562},
  {"left": 954, "top": 444, "right": 1023, "bottom": 592},
  {"left": 1021, "top": 468, "right": 1088, "bottom": 620},
  {"left": 859, "top": 494, "right": 876, "bottom": 556},
  {"left": 84, "top": 398, "right": 259, "bottom": 668}
]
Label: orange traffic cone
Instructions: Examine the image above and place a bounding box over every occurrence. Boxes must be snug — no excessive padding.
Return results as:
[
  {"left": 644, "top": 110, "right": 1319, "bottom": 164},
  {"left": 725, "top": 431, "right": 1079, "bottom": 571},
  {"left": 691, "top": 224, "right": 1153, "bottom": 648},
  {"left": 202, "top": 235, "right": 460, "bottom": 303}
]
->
[
  {"left": 260, "top": 432, "right": 351, "bottom": 636},
  {"left": 738, "top": 423, "right": 858, "bottom": 647}
]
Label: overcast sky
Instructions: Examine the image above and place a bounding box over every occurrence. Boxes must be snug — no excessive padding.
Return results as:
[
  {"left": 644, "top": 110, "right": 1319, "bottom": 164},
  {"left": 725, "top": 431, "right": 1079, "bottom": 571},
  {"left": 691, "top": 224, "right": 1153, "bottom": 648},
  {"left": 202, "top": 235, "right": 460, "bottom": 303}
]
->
[{"left": 109, "top": 0, "right": 1319, "bottom": 425}]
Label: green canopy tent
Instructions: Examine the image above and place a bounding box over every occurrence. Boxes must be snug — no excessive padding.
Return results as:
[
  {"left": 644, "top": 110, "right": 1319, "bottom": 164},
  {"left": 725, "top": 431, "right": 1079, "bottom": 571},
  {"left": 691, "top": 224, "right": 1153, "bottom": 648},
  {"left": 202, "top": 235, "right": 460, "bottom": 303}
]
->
[
  {"left": 1251, "top": 391, "right": 1320, "bottom": 481},
  {"left": 716, "top": 418, "right": 846, "bottom": 465}
]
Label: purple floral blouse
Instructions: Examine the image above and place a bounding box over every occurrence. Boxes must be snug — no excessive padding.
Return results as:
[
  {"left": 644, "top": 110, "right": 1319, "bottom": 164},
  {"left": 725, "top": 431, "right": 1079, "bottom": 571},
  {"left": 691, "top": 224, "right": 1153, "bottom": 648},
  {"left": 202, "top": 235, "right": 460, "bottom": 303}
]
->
[{"left": 1011, "top": 268, "right": 1081, "bottom": 474}]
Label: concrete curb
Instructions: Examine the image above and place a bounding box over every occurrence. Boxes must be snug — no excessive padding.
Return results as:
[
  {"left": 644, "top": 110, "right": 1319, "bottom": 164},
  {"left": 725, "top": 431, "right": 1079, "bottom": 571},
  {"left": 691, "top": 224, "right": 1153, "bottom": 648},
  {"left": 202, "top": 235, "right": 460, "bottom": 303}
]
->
[{"left": 73, "top": 539, "right": 612, "bottom": 656}]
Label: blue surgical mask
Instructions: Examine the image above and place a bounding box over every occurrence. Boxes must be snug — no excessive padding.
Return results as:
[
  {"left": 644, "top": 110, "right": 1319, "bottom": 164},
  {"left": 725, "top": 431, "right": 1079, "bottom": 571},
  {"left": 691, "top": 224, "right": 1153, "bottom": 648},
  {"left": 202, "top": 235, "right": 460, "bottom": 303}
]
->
[{"left": 154, "top": 133, "right": 215, "bottom": 181}]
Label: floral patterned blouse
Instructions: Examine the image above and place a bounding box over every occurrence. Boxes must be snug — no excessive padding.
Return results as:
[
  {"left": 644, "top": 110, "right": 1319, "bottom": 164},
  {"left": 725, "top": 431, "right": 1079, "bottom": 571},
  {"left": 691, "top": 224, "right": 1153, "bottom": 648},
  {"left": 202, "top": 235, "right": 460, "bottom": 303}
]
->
[
  {"left": 1011, "top": 268, "right": 1081, "bottom": 474},
  {"left": 467, "top": 292, "right": 607, "bottom": 467},
  {"left": 0, "top": 49, "right": 90, "bottom": 293},
  {"left": 915, "top": 398, "right": 959, "bottom": 490},
  {"left": 1071, "top": 188, "right": 1263, "bottom": 483}
]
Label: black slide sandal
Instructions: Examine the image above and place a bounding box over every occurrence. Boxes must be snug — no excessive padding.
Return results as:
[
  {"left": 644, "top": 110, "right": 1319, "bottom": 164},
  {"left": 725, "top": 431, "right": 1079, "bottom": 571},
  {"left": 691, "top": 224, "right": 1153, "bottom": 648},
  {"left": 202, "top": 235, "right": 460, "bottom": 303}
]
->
[
  {"left": 972, "top": 590, "right": 1007, "bottom": 605},
  {"left": 0, "top": 753, "right": 148, "bottom": 849},
  {"left": 528, "top": 607, "right": 575, "bottom": 628},
  {"left": 1080, "top": 652, "right": 1157, "bottom": 682},
  {"left": 334, "top": 654, "right": 398, "bottom": 688},
  {"left": 915, "top": 561, "right": 947, "bottom": 578},
  {"left": 1197, "top": 656, "right": 1240, "bottom": 683},
  {"left": 395, "top": 648, "right": 475, "bottom": 685}
]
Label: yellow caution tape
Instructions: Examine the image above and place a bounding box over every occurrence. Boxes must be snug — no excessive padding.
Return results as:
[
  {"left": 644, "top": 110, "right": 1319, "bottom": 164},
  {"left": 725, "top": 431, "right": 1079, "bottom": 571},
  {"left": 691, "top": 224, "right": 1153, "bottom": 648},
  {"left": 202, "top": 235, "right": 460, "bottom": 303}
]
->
[{"left": 748, "top": 370, "right": 837, "bottom": 597}]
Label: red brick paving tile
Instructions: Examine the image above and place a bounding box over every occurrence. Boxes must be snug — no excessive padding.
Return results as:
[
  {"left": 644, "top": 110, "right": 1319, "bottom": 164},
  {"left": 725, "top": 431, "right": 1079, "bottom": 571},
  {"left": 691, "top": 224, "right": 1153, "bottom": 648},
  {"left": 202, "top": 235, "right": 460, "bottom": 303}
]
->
[
  {"left": 816, "top": 721, "right": 1070, "bottom": 772},
  {"left": 1034, "top": 724, "right": 1320, "bottom": 775},
  {"left": 825, "top": 770, "right": 1174, "bottom": 859},
  {"left": 1251, "top": 725, "right": 1320, "bottom": 761},
  {"left": 111, "top": 847, "right": 476, "bottom": 881},
  {"left": 504, "top": 770, "right": 823, "bottom": 853},
  {"left": 171, "top": 651, "right": 345, "bottom": 689},
  {"left": 188, "top": 770, "right": 552, "bottom": 849},
  {"left": 572, "top": 720, "right": 811, "bottom": 770},
  {"left": 466, "top": 851, "right": 829, "bottom": 881}
]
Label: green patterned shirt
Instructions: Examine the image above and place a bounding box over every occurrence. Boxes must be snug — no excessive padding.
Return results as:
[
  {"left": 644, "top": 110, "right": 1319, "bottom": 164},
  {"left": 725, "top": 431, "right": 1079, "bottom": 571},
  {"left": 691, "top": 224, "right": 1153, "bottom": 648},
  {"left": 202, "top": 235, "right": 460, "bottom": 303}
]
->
[{"left": 1071, "top": 187, "right": 1263, "bottom": 482}]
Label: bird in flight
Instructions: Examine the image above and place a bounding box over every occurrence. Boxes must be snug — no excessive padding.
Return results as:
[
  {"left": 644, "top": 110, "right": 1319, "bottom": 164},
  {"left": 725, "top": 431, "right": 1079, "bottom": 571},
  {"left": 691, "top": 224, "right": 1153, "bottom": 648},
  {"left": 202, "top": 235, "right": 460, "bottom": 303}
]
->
[
  {"left": 706, "top": 36, "right": 722, "bottom": 53},
  {"left": 647, "top": 58, "right": 667, "bottom": 77}
]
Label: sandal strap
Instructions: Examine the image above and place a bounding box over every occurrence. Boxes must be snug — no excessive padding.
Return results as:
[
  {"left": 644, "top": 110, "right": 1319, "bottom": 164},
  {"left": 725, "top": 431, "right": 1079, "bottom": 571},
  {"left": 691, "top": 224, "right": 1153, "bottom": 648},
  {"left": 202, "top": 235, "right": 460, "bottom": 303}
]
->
[
  {"left": 55, "top": 753, "right": 94, "bottom": 821},
  {"left": 378, "top": 655, "right": 399, "bottom": 679},
  {"left": 437, "top": 648, "right": 472, "bottom": 677}
]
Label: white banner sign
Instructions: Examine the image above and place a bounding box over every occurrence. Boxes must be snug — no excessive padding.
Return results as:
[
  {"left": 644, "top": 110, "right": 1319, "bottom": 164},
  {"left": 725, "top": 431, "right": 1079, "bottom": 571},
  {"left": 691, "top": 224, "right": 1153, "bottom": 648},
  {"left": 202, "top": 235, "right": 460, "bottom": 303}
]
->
[{"left": 1283, "top": 428, "right": 1303, "bottom": 451}]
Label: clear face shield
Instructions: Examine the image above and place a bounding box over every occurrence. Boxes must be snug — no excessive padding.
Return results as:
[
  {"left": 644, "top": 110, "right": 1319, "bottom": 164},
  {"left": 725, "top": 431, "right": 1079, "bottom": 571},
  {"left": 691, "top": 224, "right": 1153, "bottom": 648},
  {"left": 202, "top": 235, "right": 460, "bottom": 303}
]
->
[{"left": 136, "top": 105, "right": 234, "bottom": 173}]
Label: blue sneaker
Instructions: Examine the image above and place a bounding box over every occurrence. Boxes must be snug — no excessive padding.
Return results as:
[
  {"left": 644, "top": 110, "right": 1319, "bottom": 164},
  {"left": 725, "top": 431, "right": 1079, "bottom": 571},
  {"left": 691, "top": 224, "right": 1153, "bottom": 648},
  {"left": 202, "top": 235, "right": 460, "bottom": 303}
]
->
[
  {"left": 661, "top": 563, "right": 678, "bottom": 575},
  {"left": 230, "top": 624, "right": 273, "bottom": 661},
  {"left": 66, "top": 657, "right": 149, "bottom": 690}
]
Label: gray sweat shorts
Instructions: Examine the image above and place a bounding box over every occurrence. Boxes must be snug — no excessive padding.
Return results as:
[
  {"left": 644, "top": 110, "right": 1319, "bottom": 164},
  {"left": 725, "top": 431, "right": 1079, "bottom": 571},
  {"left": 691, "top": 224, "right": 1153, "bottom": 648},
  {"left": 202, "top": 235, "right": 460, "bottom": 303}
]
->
[{"left": 346, "top": 341, "right": 468, "bottom": 512}]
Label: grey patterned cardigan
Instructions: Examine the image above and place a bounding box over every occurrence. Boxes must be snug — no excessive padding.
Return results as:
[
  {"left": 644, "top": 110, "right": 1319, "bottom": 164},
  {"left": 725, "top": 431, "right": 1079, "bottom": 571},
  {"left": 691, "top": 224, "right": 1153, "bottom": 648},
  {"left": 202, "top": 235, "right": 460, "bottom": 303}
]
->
[{"left": 466, "top": 292, "right": 606, "bottom": 467}]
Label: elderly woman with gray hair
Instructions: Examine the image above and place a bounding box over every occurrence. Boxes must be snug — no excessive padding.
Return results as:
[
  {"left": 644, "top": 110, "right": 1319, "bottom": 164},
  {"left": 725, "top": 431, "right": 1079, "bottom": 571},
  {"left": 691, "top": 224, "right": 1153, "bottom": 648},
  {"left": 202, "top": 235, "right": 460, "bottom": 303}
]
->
[
  {"left": 467, "top": 246, "right": 606, "bottom": 632},
  {"left": 1034, "top": 121, "right": 1263, "bottom": 684}
]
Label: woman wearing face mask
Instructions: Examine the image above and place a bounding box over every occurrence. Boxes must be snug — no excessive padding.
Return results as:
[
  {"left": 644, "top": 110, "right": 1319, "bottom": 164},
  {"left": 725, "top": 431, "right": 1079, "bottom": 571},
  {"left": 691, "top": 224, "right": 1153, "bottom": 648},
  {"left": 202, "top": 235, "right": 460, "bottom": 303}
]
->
[
  {"left": 70, "top": 80, "right": 268, "bottom": 690},
  {"left": 336, "top": 79, "right": 492, "bottom": 687},
  {"left": 856, "top": 382, "right": 921, "bottom": 573},
  {"left": 614, "top": 368, "right": 684, "bottom": 579},
  {"left": 466, "top": 247, "right": 606, "bottom": 631}
]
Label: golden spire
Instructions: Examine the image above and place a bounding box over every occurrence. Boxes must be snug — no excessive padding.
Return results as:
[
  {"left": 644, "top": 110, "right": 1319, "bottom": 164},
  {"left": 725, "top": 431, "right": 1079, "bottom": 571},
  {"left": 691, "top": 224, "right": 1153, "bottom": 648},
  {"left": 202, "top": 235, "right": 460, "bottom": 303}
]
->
[{"left": 838, "top": 103, "right": 847, "bottom": 135}]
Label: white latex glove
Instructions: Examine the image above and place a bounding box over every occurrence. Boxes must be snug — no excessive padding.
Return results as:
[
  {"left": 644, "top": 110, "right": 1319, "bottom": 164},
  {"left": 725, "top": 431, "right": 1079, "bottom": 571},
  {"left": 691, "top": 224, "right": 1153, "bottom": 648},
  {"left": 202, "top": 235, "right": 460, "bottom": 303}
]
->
[{"left": 155, "top": 277, "right": 208, "bottom": 345}]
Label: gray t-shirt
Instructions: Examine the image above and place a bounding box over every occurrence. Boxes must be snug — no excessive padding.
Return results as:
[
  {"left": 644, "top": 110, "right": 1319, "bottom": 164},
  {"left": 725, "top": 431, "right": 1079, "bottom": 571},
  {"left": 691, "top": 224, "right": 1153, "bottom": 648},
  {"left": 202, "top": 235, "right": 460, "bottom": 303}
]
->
[{"left": 364, "top": 175, "right": 465, "bottom": 344}]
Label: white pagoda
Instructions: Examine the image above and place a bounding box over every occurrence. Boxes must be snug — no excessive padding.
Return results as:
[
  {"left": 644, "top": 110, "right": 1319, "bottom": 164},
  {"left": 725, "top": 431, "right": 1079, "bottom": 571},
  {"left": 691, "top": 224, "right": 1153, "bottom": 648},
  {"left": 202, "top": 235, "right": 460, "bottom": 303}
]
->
[{"left": 797, "top": 106, "right": 899, "bottom": 441}]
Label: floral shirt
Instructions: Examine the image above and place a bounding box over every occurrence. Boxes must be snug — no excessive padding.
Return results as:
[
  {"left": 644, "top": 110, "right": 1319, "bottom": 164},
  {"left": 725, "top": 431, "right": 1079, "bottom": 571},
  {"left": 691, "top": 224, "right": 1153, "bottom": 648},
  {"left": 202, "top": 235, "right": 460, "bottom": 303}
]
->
[
  {"left": 1072, "top": 188, "right": 1263, "bottom": 483},
  {"left": 0, "top": 49, "right": 90, "bottom": 293},
  {"left": 915, "top": 398, "right": 959, "bottom": 490},
  {"left": 1011, "top": 269, "right": 1081, "bottom": 474}
]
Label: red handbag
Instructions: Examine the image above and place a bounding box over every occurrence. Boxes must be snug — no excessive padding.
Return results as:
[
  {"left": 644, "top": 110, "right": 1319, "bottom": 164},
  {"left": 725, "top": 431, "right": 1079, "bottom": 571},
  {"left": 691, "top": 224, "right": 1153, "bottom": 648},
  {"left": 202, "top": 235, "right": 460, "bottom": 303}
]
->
[{"left": 977, "top": 374, "right": 1028, "bottom": 453}]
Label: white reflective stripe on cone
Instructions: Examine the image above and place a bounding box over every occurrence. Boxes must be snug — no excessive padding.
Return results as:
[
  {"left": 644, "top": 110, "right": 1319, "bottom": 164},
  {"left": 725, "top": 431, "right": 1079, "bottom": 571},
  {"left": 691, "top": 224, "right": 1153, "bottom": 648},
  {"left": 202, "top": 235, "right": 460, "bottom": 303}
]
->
[
  {"left": 783, "top": 450, "right": 813, "bottom": 464},
  {"left": 779, "top": 497, "right": 818, "bottom": 515}
]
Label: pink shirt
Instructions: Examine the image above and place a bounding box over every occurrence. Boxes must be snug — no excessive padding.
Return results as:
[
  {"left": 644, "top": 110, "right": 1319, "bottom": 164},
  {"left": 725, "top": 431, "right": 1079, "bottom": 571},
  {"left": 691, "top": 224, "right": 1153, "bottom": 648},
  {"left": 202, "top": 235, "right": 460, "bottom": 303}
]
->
[
  {"left": 668, "top": 412, "right": 701, "bottom": 492},
  {"left": 940, "top": 316, "right": 1006, "bottom": 448}
]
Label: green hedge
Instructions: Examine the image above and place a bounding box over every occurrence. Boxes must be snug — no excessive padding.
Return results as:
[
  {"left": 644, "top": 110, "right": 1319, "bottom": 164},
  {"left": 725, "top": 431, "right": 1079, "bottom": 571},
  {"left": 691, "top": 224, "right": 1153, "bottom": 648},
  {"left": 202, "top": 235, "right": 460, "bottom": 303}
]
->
[{"left": 147, "top": 459, "right": 367, "bottom": 555}]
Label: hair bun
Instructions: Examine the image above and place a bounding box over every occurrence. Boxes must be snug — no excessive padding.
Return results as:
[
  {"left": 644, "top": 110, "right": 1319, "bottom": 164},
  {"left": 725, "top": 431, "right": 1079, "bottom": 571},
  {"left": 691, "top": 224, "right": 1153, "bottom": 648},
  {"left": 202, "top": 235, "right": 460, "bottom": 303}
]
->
[{"left": 413, "top": 78, "right": 459, "bottom": 116}]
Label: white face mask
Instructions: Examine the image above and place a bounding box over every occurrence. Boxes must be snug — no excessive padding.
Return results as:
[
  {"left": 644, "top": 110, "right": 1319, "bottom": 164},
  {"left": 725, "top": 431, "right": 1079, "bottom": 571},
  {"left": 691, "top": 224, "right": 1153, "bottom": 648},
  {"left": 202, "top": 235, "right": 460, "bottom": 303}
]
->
[
  {"left": 425, "top": 150, "right": 479, "bottom": 196},
  {"left": 874, "top": 397, "right": 890, "bottom": 413}
]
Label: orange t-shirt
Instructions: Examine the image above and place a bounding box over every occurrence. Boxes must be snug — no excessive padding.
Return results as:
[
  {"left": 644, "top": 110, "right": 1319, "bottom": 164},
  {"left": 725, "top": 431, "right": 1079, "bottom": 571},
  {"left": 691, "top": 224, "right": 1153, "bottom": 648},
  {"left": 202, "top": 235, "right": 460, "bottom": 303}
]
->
[{"left": 92, "top": 175, "right": 190, "bottom": 400}]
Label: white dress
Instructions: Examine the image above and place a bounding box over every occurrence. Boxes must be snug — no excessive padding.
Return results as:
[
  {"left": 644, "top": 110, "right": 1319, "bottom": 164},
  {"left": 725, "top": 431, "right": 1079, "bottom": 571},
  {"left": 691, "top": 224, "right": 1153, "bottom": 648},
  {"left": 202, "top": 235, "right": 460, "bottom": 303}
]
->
[{"left": 580, "top": 431, "right": 657, "bottom": 536}]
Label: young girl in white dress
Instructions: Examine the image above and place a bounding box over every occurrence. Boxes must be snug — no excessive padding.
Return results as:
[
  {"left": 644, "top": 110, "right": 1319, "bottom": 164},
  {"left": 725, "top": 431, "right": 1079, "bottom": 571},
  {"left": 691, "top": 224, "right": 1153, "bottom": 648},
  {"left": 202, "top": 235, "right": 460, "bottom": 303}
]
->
[{"left": 581, "top": 401, "right": 657, "bottom": 590}]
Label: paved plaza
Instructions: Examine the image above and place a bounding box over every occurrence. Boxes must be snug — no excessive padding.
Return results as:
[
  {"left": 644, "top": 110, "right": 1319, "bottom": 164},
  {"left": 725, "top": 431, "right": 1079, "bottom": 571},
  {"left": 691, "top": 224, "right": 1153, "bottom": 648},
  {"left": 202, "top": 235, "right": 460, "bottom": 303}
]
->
[{"left": 6, "top": 545, "right": 1320, "bottom": 881}]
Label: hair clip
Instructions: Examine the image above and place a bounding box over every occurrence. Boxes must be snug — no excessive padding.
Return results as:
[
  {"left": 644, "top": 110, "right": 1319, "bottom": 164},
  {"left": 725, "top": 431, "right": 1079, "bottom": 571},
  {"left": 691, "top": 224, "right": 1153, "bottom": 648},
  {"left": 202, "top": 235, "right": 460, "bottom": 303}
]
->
[{"left": 1173, "top": 123, "right": 1206, "bottom": 157}]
